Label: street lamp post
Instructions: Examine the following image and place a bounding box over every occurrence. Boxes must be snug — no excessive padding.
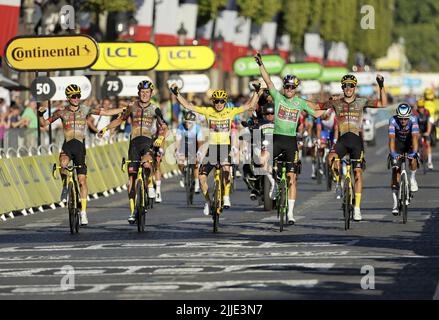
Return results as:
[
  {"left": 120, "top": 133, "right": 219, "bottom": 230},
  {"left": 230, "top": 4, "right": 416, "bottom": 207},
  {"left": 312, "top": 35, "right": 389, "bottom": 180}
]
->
[{"left": 177, "top": 23, "right": 188, "bottom": 46}]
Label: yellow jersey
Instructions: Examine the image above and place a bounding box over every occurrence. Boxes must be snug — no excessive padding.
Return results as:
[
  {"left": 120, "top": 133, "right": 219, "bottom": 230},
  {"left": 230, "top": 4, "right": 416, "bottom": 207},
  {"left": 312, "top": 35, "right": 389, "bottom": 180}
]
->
[
  {"left": 425, "top": 99, "right": 439, "bottom": 122},
  {"left": 192, "top": 106, "right": 246, "bottom": 145}
]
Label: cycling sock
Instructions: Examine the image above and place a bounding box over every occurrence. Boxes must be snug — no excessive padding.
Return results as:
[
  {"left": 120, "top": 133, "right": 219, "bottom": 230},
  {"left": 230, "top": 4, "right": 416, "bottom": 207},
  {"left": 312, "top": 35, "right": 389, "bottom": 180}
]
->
[
  {"left": 428, "top": 154, "right": 432, "bottom": 163},
  {"left": 267, "top": 174, "right": 275, "bottom": 188},
  {"left": 392, "top": 190, "right": 398, "bottom": 208},
  {"left": 61, "top": 174, "right": 67, "bottom": 188},
  {"left": 156, "top": 180, "right": 161, "bottom": 193},
  {"left": 81, "top": 199, "right": 87, "bottom": 213},
  {"left": 203, "top": 190, "right": 210, "bottom": 203},
  {"left": 410, "top": 170, "right": 416, "bottom": 180},
  {"left": 224, "top": 181, "right": 231, "bottom": 197},
  {"left": 148, "top": 176, "right": 154, "bottom": 188},
  {"left": 129, "top": 198, "right": 135, "bottom": 214},
  {"left": 355, "top": 193, "right": 362, "bottom": 209},
  {"left": 288, "top": 200, "right": 295, "bottom": 215}
]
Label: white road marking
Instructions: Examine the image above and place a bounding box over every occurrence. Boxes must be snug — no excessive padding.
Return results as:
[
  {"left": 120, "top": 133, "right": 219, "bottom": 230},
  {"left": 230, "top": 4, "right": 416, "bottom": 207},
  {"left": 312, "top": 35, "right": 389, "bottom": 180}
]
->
[{"left": 181, "top": 217, "right": 226, "bottom": 223}]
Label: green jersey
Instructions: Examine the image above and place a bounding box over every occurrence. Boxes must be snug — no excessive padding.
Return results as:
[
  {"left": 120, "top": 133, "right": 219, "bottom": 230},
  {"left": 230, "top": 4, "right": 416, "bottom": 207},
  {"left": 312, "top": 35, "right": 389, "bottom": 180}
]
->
[{"left": 269, "top": 88, "right": 315, "bottom": 137}]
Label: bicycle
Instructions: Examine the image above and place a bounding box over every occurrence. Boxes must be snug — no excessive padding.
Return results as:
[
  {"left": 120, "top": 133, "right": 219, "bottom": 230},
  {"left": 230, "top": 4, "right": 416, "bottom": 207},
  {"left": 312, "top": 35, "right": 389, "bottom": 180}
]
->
[
  {"left": 121, "top": 158, "right": 153, "bottom": 232},
  {"left": 211, "top": 162, "right": 225, "bottom": 233},
  {"left": 389, "top": 153, "right": 415, "bottom": 224},
  {"left": 52, "top": 163, "right": 82, "bottom": 234},
  {"left": 273, "top": 152, "right": 299, "bottom": 232},
  {"left": 313, "top": 140, "right": 324, "bottom": 185},
  {"left": 333, "top": 156, "right": 362, "bottom": 230}
]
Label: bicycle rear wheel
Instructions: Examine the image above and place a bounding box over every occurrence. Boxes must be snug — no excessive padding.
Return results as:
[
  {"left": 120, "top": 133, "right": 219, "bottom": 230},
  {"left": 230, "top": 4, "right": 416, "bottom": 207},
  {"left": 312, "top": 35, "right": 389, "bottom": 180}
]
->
[
  {"left": 135, "top": 179, "right": 145, "bottom": 232},
  {"left": 185, "top": 165, "right": 194, "bottom": 206},
  {"left": 343, "top": 178, "right": 351, "bottom": 230},
  {"left": 316, "top": 154, "right": 323, "bottom": 185}
]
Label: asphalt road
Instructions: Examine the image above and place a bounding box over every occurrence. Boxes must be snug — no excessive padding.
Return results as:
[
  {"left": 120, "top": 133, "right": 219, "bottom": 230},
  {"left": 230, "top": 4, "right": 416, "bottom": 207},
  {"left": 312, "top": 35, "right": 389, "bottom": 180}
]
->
[{"left": 1, "top": 127, "right": 439, "bottom": 300}]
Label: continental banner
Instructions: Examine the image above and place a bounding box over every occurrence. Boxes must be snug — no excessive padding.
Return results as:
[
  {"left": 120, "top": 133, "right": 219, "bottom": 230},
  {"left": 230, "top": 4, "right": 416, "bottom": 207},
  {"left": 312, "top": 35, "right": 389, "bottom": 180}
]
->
[{"left": 4, "top": 35, "right": 99, "bottom": 71}]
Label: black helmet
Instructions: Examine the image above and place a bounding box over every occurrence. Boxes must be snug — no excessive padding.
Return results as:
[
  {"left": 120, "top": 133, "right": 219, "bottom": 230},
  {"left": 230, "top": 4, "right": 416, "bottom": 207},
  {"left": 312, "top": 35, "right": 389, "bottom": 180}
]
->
[
  {"left": 184, "top": 111, "right": 196, "bottom": 121},
  {"left": 341, "top": 74, "right": 358, "bottom": 86},
  {"left": 65, "top": 84, "right": 81, "bottom": 98},
  {"left": 283, "top": 74, "right": 300, "bottom": 88},
  {"left": 137, "top": 80, "right": 155, "bottom": 91},
  {"left": 262, "top": 103, "right": 275, "bottom": 115}
]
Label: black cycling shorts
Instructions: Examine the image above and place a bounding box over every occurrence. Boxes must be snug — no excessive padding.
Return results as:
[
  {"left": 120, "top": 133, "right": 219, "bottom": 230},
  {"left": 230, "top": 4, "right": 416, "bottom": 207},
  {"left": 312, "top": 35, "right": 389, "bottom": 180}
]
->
[
  {"left": 272, "top": 134, "right": 299, "bottom": 173},
  {"left": 332, "top": 132, "right": 364, "bottom": 169},
  {"left": 200, "top": 144, "right": 231, "bottom": 176},
  {"left": 128, "top": 136, "right": 154, "bottom": 173},
  {"left": 61, "top": 139, "right": 87, "bottom": 175},
  {"left": 395, "top": 138, "right": 414, "bottom": 154}
]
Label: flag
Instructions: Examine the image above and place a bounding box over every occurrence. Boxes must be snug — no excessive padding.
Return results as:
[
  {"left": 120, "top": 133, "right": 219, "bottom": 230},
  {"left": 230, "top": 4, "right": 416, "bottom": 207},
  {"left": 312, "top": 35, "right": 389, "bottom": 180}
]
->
[
  {"left": 214, "top": 1, "right": 238, "bottom": 72},
  {"left": 134, "top": 0, "right": 154, "bottom": 42},
  {"left": 326, "top": 42, "right": 349, "bottom": 67},
  {"left": 304, "top": 33, "right": 324, "bottom": 63},
  {"left": 176, "top": 0, "right": 198, "bottom": 45},
  {"left": 0, "top": 0, "right": 20, "bottom": 57},
  {"left": 154, "top": 0, "right": 179, "bottom": 45},
  {"left": 276, "top": 34, "right": 290, "bottom": 61},
  {"left": 196, "top": 20, "right": 214, "bottom": 46},
  {"left": 232, "top": 16, "right": 251, "bottom": 62},
  {"left": 250, "top": 20, "right": 278, "bottom": 54}
]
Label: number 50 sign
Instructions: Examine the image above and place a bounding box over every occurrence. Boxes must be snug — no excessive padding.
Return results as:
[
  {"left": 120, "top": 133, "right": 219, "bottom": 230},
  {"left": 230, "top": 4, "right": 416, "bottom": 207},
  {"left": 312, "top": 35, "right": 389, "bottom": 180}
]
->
[{"left": 31, "top": 76, "right": 92, "bottom": 101}]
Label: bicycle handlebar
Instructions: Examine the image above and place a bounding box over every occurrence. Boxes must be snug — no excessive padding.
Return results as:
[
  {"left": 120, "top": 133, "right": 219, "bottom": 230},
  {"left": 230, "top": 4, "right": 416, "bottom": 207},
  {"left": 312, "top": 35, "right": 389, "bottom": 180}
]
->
[{"left": 52, "top": 163, "right": 82, "bottom": 179}]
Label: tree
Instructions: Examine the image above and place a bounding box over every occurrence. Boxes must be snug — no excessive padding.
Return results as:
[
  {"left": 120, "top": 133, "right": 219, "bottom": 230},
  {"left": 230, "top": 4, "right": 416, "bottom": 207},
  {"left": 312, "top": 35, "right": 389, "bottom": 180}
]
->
[
  {"left": 197, "top": 0, "right": 228, "bottom": 27},
  {"left": 237, "top": 0, "right": 281, "bottom": 25},
  {"left": 281, "top": 0, "right": 311, "bottom": 50}
]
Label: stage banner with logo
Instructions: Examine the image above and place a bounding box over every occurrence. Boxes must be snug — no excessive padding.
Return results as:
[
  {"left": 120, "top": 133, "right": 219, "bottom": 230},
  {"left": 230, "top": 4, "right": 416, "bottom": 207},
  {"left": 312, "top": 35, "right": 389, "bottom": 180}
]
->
[
  {"left": 4, "top": 35, "right": 98, "bottom": 71},
  {"left": 91, "top": 42, "right": 159, "bottom": 71},
  {"left": 155, "top": 46, "right": 215, "bottom": 71}
]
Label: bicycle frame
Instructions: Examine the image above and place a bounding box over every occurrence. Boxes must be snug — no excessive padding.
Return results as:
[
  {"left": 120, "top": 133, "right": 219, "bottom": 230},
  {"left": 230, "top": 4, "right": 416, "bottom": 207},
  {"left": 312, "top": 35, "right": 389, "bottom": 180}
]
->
[{"left": 212, "top": 163, "right": 224, "bottom": 233}]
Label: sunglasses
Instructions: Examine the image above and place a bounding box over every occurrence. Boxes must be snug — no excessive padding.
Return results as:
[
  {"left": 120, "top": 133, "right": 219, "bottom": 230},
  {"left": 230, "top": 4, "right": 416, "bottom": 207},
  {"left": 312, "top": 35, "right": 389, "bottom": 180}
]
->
[
  {"left": 213, "top": 99, "right": 226, "bottom": 105},
  {"left": 284, "top": 85, "right": 297, "bottom": 90},
  {"left": 70, "top": 94, "right": 81, "bottom": 99},
  {"left": 265, "top": 112, "right": 275, "bottom": 116},
  {"left": 342, "top": 83, "right": 356, "bottom": 89}
]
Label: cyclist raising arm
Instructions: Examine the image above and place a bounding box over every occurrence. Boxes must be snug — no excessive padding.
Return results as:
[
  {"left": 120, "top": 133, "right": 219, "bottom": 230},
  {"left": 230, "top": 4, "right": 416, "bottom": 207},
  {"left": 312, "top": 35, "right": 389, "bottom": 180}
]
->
[
  {"left": 38, "top": 84, "right": 126, "bottom": 226},
  {"left": 320, "top": 74, "right": 388, "bottom": 221},
  {"left": 170, "top": 83, "right": 262, "bottom": 215},
  {"left": 255, "top": 52, "right": 325, "bottom": 224},
  {"left": 98, "top": 80, "right": 168, "bottom": 224}
]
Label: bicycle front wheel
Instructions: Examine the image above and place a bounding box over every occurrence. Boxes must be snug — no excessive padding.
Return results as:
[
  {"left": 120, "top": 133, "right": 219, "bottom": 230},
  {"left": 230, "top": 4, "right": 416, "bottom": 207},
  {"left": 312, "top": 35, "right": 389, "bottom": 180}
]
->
[
  {"left": 67, "top": 182, "right": 78, "bottom": 234},
  {"left": 212, "top": 180, "right": 220, "bottom": 233},
  {"left": 135, "top": 179, "right": 146, "bottom": 232},
  {"left": 400, "top": 177, "right": 408, "bottom": 224},
  {"left": 278, "top": 182, "right": 286, "bottom": 232},
  {"left": 342, "top": 178, "right": 351, "bottom": 230}
]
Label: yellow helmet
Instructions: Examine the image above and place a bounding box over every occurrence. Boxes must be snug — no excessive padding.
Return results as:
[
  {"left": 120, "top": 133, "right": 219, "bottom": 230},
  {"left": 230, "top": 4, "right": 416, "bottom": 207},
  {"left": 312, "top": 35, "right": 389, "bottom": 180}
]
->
[
  {"left": 417, "top": 99, "right": 425, "bottom": 108},
  {"left": 211, "top": 89, "right": 228, "bottom": 101},
  {"left": 424, "top": 88, "right": 435, "bottom": 100},
  {"left": 65, "top": 84, "right": 81, "bottom": 98}
]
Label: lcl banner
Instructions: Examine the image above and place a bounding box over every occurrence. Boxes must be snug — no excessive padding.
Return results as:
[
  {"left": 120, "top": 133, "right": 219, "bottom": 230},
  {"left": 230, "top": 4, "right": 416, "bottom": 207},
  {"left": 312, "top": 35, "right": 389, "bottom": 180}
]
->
[
  {"left": 155, "top": 46, "right": 216, "bottom": 71},
  {"left": 91, "top": 42, "right": 159, "bottom": 71}
]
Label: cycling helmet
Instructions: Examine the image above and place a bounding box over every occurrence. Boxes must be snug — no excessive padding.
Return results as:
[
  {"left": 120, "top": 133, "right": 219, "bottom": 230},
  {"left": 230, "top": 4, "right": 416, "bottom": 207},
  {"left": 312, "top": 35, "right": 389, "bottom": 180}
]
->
[
  {"left": 417, "top": 99, "right": 426, "bottom": 108},
  {"left": 283, "top": 75, "right": 300, "bottom": 88},
  {"left": 65, "top": 84, "right": 81, "bottom": 98},
  {"left": 396, "top": 103, "right": 412, "bottom": 118},
  {"left": 341, "top": 74, "right": 358, "bottom": 86},
  {"left": 262, "top": 103, "right": 275, "bottom": 115},
  {"left": 211, "top": 89, "right": 228, "bottom": 101},
  {"left": 184, "top": 111, "right": 196, "bottom": 121},
  {"left": 137, "top": 80, "right": 155, "bottom": 91},
  {"left": 424, "top": 88, "right": 435, "bottom": 100}
]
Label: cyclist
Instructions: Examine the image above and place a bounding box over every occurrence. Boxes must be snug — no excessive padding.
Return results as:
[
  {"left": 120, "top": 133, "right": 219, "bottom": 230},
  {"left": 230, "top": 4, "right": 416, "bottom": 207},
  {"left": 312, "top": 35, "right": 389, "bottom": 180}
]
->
[
  {"left": 170, "top": 83, "right": 262, "bottom": 216},
  {"left": 415, "top": 99, "right": 434, "bottom": 170},
  {"left": 255, "top": 52, "right": 326, "bottom": 224},
  {"left": 321, "top": 74, "right": 388, "bottom": 221},
  {"left": 98, "top": 80, "right": 168, "bottom": 224},
  {"left": 424, "top": 88, "right": 438, "bottom": 146},
  {"left": 388, "top": 103, "right": 419, "bottom": 215},
  {"left": 38, "top": 84, "right": 125, "bottom": 225},
  {"left": 175, "top": 111, "right": 204, "bottom": 193}
]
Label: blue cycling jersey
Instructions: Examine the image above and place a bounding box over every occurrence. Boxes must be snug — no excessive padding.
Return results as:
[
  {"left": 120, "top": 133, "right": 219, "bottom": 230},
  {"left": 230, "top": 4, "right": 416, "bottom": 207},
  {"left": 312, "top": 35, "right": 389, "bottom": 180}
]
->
[{"left": 388, "top": 115, "right": 419, "bottom": 142}]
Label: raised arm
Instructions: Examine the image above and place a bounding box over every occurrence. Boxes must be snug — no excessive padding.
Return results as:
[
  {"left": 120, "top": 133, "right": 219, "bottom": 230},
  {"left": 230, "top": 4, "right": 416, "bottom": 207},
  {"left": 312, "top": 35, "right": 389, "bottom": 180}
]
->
[
  {"left": 240, "top": 82, "right": 264, "bottom": 112},
  {"left": 38, "top": 105, "right": 60, "bottom": 128},
  {"left": 255, "top": 52, "right": 275, "bottom": 90},
  {"left": 368, "top": 75, "right": 388, "bottom": 108},
  {"left": 169, "top": 84, "right": 197, "bottom": 113}
]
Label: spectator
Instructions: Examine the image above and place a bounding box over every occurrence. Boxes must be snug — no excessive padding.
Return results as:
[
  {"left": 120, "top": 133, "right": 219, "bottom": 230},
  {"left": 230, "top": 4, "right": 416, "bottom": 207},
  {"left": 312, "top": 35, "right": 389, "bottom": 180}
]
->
[
  {"left": 21, "top": 99, "right": 38, "bottom": 148},
  {"left": 0, "top": 111, "right": 10, "bottom": 148}
]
